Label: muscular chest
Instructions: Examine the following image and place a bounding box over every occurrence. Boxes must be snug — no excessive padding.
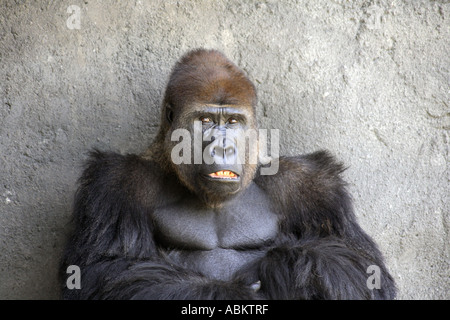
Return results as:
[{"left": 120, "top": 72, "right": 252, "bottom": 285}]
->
[{"left": 152, "top": 183, "right": 279, "bottom": 250}]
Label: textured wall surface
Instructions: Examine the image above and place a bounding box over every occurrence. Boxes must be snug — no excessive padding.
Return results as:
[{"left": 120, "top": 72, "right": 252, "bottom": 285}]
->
[{"left": 0, "top": 0, "right": 448, "bottom": 299}]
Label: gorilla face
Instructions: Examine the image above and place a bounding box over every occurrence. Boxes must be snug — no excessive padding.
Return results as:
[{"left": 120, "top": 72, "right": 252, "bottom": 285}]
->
[
  {"left": 156, "top": 49, "right": 260, "bottom": 206},
  {"left": 165, "top": 102, "right": 259, "bottom": 206}
]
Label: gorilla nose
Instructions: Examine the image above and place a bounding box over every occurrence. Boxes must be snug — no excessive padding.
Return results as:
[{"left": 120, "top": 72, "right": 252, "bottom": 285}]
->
[
  {"left": 211, "top": 139, "right": 237, "bottom": 164},
  {"left": 204, "top": 134, "right": 238, "bottom": 165}
]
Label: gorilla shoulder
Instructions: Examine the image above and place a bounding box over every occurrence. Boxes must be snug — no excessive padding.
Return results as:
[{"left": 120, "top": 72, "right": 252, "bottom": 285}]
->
[
  {"left": 78, "top": 149, "right": 177, "bottom": 211},
  {"left": 255, "top": 150, "right": 354, "bottom": 237}
]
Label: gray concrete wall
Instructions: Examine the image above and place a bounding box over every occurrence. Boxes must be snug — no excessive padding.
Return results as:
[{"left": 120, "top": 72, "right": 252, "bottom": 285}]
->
[{"left": 0, "top": 0, "right": 448, "bottom": 299}]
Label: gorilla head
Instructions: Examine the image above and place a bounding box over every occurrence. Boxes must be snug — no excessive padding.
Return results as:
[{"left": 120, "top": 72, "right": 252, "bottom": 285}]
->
[{"left": 152, "top": 49, "right": 259, "bottom": 206}]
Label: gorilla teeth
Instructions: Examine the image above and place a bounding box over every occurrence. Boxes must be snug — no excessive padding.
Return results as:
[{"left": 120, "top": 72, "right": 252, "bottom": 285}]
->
[{"left": 209, "top": 170, "right": 238, "bottom": 179}]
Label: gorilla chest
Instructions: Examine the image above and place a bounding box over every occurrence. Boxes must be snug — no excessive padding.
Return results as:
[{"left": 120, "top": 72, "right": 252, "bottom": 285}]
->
[{"left": 152, "top": 186, "right": 278, "bottom": 250}]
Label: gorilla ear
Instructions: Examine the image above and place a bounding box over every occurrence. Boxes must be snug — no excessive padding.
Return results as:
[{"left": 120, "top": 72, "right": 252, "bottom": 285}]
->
[{"left": 166, "top": 104, "right": 174, "bottom": 124}]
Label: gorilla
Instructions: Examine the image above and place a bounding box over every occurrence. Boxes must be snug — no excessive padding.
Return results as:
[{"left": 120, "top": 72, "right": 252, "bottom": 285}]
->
[{"left": 61, "top": 49, "right": 396, "bottom": 299}]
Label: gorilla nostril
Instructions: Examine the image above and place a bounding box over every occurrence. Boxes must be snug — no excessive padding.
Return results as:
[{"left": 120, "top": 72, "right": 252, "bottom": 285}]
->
[{"left": 226, "top": 146, "right": 235, "bottom": 156}]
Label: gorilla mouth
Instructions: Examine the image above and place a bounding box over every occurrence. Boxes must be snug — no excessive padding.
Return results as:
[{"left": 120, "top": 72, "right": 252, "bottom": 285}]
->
[{"left": 208, "top": 170, "right": 239, "bottom": 180}]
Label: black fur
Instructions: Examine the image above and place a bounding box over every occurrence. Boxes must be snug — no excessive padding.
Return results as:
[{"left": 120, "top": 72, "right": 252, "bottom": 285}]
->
[{"left": 61, "top": 150, "right": 396, "bottom": 300}]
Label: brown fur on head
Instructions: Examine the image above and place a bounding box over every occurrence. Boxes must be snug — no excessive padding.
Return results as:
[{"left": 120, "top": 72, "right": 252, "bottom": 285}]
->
[
  {"left": 165, "top": 49, "right": 257, "bottom": 110},
  {"left": 144, "top": 49, "right": 259, "bottom": 206},
  {"left": 155, "top": 49, "right": 258, "bottom": 139}
]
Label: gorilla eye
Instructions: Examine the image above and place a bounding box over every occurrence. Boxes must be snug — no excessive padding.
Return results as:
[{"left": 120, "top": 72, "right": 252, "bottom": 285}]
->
[
  {"left": 228, "top": 118, "right": 238, "bottom": 124},
  {"left": 200, "top": 116, "right": 212, "bottom": 124}
]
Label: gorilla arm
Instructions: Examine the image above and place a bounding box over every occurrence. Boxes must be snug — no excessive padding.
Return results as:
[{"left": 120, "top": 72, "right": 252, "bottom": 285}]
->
[
  {"left": 254, "top": 150, "right": 397, "bottom": 300},
  {"left": 60, "top": 150, "right": 258, "bottom": 299}
]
